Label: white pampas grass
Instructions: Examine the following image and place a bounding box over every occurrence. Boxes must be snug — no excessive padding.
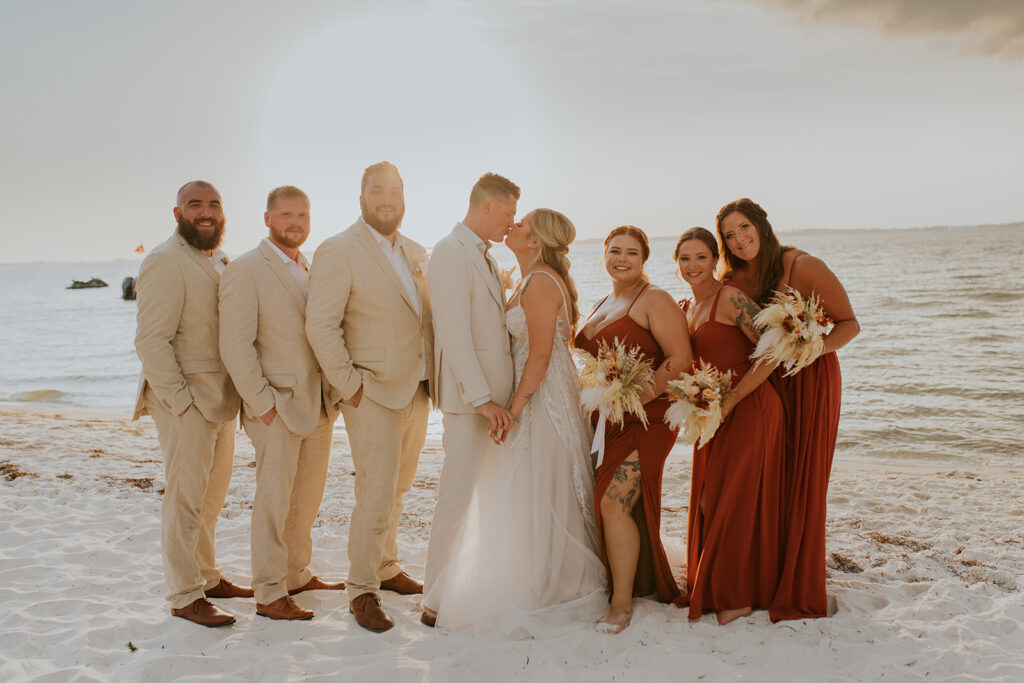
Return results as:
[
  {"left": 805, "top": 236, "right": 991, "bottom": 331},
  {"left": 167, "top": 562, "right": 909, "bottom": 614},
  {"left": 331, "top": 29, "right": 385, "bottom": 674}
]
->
[
  {"left": 751, "top": 287, "right": 833, "bottom": 377},
  {"left": 664, "top": 361, "right": 734, "bottom": 448},
  {"left": 576, "top": 338, "right": 654, "bottom": 428}
]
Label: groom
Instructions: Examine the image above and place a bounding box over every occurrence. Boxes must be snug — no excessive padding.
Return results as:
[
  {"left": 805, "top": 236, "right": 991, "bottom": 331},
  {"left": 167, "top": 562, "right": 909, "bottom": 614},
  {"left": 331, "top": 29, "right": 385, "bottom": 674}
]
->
[{"left": 420, "top": 172, "right": 520, "bottom": 626}]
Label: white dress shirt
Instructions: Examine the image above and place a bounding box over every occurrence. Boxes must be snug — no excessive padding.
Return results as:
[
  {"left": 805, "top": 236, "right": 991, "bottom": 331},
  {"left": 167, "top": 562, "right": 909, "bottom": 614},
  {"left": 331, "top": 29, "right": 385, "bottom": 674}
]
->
[
  {"left": 209, "top": 248, "right": 230, "bottom": 275},
  {"left": 362, "top": 219, "right": 427, "bottom": 380},
  {"left": 263, "top": 238, "right": 310, "bottom": 301}
]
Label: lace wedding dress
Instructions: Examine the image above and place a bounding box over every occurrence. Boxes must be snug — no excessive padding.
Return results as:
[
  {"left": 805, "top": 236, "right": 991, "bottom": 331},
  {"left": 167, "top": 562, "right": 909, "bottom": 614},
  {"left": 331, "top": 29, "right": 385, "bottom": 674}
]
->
[{"left": 435, "top": 272, "right": 608, "bottom": 637}]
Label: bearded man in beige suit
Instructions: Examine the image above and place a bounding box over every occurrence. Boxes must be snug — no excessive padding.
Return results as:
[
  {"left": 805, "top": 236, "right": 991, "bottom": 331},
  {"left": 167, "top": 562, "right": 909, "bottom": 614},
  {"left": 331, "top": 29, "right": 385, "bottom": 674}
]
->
[
  {"left": 306, "top": 161, "right": 434, "bottom": 633},
  {"left": 420, "top": 173, "right": 520, "bottom": 627},
  {"left": 218, "top": 186, "right": 347, "bottom": 621},
  {"left": 134, "top": 180, "right": 246, "bottom": 628}
]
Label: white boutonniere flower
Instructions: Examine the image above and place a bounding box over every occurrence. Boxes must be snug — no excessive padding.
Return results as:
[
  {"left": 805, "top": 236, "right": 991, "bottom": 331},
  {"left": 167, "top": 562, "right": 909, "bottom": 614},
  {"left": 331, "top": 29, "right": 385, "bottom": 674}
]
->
[{"left": 413, "top": 253, "right": 429, "bottom": 277}]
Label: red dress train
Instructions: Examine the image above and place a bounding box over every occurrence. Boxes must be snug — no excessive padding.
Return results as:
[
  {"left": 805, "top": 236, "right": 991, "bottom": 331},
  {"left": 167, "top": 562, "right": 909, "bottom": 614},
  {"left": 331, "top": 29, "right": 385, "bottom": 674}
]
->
[
  {"left": 574, "top": 285, "right": 682, "bottom": 603},
  {"left": 679, "top": 290, "right": 784, "bottom": 618}
]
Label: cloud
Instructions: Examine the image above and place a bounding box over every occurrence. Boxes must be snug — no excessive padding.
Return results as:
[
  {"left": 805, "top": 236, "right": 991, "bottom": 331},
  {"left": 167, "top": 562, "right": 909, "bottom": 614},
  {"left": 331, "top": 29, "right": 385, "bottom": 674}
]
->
[{"left": 726, "top": 0, "right": 1024, "bottom": 59}]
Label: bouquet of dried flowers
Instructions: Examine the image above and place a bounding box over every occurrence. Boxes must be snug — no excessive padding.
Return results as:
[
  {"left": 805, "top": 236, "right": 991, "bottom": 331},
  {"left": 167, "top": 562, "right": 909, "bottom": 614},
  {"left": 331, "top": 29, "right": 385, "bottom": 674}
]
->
[
  {"left": 750, "top": 287, "right": 834, "bottom": 376},
  {"left": 664, "top": 361, "right": 734, "bottom": 448}
]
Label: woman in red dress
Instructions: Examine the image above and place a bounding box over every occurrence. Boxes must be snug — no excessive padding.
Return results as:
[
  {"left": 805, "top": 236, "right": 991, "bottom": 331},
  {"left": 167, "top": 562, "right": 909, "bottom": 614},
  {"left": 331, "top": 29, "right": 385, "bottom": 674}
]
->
[
  {"left": 675, "top": 227, "right": 784, "bottom": 625},
  {"left": 715, "top": 199, "right": 860, "bottom": 621},
  {"left": 574, "top": 226, "right": 692, "bottom": 634}
]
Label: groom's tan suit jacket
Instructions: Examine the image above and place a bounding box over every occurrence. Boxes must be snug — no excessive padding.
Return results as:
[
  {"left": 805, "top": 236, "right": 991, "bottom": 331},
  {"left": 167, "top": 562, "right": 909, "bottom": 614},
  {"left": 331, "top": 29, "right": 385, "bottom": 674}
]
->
[
  {"left": 133, "top": 232, "right": 239, "bottom": 422},
  {"left": 430, "top": 224, "right": 514, "bottom": 413},
  {"left": 218, "top": 240, "right": 341, "bottom": 434}
]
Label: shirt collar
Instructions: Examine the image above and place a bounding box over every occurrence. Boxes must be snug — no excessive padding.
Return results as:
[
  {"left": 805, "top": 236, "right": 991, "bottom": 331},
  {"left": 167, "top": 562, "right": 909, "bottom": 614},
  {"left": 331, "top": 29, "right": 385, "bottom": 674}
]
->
[
  {"left": 263, "top": 237, "right": 308, "bottom": 269},
  {"left": 456, "top": 222, "right": 489, "bottom": 255},
  {"left": 361, "top": 217, "right": 405, "bottom": 249}
]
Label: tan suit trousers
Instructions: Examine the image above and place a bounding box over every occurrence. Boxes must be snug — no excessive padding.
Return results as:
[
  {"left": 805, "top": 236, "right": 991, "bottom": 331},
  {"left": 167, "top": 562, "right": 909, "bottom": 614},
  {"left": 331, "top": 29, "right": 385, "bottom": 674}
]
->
[
  {"left": 146, "top": 386, "right": 235, "bottom": 609},
  {"left": 341, "top": 383, "right": 429, "bottom": 599},
  {"left": 421, "top": 411, "right": 497, "bottom": 611},
  {"left": 244, "top": 408, "right": 334, "bottom": 605}
]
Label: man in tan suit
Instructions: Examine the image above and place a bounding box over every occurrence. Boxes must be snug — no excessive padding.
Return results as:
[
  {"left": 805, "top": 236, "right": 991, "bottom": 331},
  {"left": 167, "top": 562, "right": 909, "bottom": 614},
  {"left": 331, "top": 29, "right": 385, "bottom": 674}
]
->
[
  {"left": 134, "top": 180, "right": 246, "bottom": 628},
  {"left": 420, "top": 173, "right": 519, "bottom": 626},
  {"left": 218, "top": 186, "right": 346, "bottom": 621},
  {"left": 306, "top": 161, "right": 434, "bottom": 633}
]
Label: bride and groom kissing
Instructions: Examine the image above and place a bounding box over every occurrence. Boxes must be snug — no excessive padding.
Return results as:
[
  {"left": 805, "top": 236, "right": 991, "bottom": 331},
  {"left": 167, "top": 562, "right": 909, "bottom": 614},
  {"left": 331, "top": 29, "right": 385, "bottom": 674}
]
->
[{"left": 422, "top": 172, "right": 607, "bottom": 636}]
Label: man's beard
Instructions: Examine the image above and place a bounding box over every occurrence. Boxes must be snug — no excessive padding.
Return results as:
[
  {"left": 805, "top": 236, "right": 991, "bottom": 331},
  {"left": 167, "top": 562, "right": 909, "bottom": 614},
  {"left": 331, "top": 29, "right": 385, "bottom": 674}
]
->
[
  {"left": 177, "top": 215, "right": 226, "bottom": 252},
  {"left": 361, "top": 202, "right": 404, "bottom": 236}
]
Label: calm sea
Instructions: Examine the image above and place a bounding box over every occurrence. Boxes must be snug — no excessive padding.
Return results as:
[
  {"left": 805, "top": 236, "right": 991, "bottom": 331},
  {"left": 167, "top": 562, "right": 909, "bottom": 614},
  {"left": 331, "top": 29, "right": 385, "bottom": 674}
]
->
[{"left": 2, "top": 224, "right": 1022, "bottom": 467}]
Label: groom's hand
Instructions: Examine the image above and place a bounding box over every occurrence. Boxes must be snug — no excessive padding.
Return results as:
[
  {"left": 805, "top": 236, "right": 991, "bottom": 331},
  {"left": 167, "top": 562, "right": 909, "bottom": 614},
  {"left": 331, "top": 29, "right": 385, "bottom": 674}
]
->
[{"left": 475, "top": 401, "right": 513, "bottom": 439}]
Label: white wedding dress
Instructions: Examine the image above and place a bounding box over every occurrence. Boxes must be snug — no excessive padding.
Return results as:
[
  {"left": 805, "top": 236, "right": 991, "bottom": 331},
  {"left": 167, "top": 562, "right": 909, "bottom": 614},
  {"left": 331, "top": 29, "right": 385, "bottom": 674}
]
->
[{"left": 435, "top": 272, "right": 608, "bottom": 638}]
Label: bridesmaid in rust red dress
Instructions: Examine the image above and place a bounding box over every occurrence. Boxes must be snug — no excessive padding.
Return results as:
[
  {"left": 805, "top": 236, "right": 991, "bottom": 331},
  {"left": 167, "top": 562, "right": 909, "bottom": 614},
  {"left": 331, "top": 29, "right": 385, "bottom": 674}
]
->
[
  {"left": 715, "top": 199, "right": 860, "bottom": 621},
  {"left": 674, "top": 227, "right": 784, "bottom": 625},
  {"left": 574, "top": 225, "right": 692, "bottom": 634}
]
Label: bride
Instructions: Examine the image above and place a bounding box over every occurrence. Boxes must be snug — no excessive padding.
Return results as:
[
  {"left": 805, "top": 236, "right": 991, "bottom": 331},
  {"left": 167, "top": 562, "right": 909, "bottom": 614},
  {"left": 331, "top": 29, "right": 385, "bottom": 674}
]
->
[{"left": 434, "top": 208, "right": 608, "bottom": 637}]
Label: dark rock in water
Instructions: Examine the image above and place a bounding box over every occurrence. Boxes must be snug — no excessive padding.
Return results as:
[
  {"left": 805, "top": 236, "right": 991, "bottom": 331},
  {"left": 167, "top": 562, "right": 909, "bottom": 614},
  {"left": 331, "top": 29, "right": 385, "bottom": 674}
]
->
[
  {"left": 67, "top": 277, "right": 109, "bottom": 289},
  {"left": 122, "top": 276, "right": 137, "bottom": 300}
]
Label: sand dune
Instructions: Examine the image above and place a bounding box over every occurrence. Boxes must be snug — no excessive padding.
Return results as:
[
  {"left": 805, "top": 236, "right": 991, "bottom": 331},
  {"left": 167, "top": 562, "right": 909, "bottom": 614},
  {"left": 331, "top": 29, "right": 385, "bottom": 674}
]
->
[{"left": 1, "top": 407, "right": 1022, "bottom": 682}]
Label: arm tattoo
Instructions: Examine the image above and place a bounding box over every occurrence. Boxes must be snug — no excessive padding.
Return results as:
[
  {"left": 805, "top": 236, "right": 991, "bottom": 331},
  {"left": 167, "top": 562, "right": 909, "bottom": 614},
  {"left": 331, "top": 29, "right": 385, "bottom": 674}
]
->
[{"left": 729, "top": 291, "right": 762, "bottom": 342}]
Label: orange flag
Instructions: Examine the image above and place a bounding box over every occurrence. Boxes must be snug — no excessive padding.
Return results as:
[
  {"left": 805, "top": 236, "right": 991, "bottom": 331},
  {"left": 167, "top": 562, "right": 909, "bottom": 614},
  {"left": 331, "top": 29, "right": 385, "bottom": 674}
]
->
[{"left": 135, "top": 244, "right": 145, "bottom": 253}]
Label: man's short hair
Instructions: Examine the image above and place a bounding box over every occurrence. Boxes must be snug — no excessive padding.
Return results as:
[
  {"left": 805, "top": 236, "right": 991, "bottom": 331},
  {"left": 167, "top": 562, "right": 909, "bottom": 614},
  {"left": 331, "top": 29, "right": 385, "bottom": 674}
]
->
[
  {"left": 266, "top": 185, "right": 310, "bottom": 210},
  {"left": 469, "top": 172, "right": 520, "bottom": 208},
  {"left": 361, "top": 161, "right": 403, "bottom": 195},
  {"left": 176, "top": 180, "right": 218, "bottom": 207}
]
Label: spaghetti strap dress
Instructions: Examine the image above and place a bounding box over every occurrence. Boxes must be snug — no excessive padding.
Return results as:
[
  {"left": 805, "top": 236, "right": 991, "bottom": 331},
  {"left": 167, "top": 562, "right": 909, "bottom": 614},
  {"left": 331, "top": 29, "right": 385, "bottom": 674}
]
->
[
  {"left": 765, "top": 255, "right": 843, "bottom": 621},
  {"left": 574, "top": 284, "right": 682, "bottom": 603},
  {"left": 678, "top": 289, "right": 784, "bottom": 619}
]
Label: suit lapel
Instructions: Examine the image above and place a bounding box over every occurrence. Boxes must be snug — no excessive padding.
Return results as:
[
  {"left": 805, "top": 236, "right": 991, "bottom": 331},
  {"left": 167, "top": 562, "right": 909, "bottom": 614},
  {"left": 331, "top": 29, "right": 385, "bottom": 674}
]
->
[
  {"left": 355, "top": 225, "right": 418, "bottom": 315},
  {"left": 176, "top": 233, "right": 220, "bottom": 284},
  {"left": 259, "top": 241, "right": 306, "bottom": 314},
  {"left": 401, "top": 244, "right": 428, "bottom": 321},
  {"left": 452, "top": 227, "right": 505, "bottom": 312}
]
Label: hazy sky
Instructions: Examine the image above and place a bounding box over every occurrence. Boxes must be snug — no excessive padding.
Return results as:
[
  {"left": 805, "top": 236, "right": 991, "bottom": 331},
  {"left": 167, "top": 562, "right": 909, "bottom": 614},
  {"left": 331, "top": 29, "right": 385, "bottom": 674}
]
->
[{"left": 2, "top": 0, "right": 1022, "bottom": 262}]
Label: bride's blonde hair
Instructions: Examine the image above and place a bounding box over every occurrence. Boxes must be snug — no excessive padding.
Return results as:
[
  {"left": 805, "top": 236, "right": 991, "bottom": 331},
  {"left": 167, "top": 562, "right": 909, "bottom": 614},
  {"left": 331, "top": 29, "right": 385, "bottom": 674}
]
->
[{"left": 525, "top": 208, "right": 580, "bottom": 338}]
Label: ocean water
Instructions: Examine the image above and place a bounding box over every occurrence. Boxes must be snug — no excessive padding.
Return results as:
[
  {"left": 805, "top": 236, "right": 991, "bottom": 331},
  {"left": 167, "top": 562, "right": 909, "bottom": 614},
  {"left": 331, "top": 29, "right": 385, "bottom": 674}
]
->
[{"left": 2, "top": 224, "right": 1022, "bottom": 467}]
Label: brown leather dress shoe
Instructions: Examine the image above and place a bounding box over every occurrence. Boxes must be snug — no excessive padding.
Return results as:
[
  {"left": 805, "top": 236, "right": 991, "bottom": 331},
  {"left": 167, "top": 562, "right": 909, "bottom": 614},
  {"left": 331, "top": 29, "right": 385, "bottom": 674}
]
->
[
  {"left": 171, "top": 597, "right": 235, "bottom": 627},
  {"left": 256, "top": 596, "right": 314, "bottom": 620},
  {"left": 350, "top": 593, "right": 394, "bottom": 633},
  {"left": 205, "top": 578, "right": 255, "bottom": 599},
  {"left": 420, "top": 606, "right": 437, "bottom": 628},
  {"left": 289, "top": 576, "right": 345, "bottom": 595},
  {"left": 379, "top": 571, "right": 423, "bottom": 595}
]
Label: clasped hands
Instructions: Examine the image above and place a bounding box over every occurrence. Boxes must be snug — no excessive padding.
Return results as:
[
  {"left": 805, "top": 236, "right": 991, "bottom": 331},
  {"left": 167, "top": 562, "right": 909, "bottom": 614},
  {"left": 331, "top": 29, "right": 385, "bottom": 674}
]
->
[{"left": 476, "top": 400, "right": 516, "bottom": 445}]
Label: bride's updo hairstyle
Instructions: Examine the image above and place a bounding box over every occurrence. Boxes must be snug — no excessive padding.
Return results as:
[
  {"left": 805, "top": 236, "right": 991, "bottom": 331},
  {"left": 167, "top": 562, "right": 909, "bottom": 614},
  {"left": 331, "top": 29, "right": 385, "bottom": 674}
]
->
[
  {"left": 715, "top": 198, "right": 791, "bottom": 305},
  {"left": 526, "top": 208, "right": 581, "bottom": 337},
  {"left": 604, "top": 225, "right": 651, "bottom": 281}
]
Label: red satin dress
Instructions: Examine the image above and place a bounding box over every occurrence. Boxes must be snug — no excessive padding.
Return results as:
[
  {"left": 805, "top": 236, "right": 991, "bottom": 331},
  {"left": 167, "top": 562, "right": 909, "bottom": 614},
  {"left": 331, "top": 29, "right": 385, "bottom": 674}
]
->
[
  {"left": 732, "top": 259, "right": 844, "bottom": 622},
  {"left": 574, "top": 284, "right": 682, "bottom": 603},
  {"left": 679, "top": 289, "right": 784, "bottom": 619}
]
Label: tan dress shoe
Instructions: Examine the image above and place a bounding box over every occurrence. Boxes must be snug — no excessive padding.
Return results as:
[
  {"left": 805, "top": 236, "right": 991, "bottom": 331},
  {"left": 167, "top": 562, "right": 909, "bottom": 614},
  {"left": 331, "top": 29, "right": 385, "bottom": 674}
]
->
[
  {"left": 205, "top": 578, "right": 255, "bottom": 599},
  {"left": 379, "top": 571, "right": 423, "bottom": 595},
  {"left": 420, "top": 606, "right": 437, "bottom": 628},
  {"left": 171, "top": 598, "right": 235, "bottom": 627},
  {"left": 289, "top": 576, "right": 345, "bottom": 595},
  {"left": 350, "top": 593, "right": 394, "bottom": 633},
  {"left": 256, "top": 596, "right": 314, "bottom": 620}
]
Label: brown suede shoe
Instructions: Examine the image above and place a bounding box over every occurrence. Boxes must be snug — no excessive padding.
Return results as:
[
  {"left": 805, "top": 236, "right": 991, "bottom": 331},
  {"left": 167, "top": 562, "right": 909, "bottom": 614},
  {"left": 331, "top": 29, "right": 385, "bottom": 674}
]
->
[
  {"left": 420, "top": 606, "right": 437, "bottom": 628},
  {"left": 379, "top": 571, "right": 423, "bottom": 595},
  {"left": 350, "top": 593, "right": 394, "bottom": 633},
  {"left": 289, "top": 576, "right": 345, "bottom": 595},
  {"left": 256, "top": 596, "right": 314, "bottom": 621},
  {"left": 171, "top": 597, "right": 235, "bottom": 627},
  {"left": 205, "top": 577, "right": 255, "bottom": 599}
]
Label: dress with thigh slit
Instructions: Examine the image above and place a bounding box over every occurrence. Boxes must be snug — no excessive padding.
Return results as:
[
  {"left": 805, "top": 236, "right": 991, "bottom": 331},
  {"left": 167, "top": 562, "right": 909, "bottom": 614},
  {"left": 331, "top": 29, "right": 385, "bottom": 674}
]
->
[
  {"left": 574, "top": 284, "right": 682, "bottom": 603},
  {"left": 678, "top": 289, "right": 784, "bottom": 619}
]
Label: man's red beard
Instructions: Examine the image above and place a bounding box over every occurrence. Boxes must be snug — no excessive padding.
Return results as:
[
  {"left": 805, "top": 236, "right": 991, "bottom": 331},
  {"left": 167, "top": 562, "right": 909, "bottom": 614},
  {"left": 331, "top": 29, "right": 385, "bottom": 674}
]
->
[{"left": 177, "top": 215, "right": 226, "bottom": 252}]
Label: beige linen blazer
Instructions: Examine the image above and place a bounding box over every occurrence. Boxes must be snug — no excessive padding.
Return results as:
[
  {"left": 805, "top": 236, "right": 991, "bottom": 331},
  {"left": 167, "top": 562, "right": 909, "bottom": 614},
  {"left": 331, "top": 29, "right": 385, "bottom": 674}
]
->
[
  {"left": 133, "top": 232, "right": 240, "bottom": 423},
  {"left": 305, "top": 220, "right": 435, "bottom": 411},
  {"left": 429, "top": 225, "right": 514, "bottom": 414},
  {"left": 218, "top": 240, "right": 341, "bottom": 437}
]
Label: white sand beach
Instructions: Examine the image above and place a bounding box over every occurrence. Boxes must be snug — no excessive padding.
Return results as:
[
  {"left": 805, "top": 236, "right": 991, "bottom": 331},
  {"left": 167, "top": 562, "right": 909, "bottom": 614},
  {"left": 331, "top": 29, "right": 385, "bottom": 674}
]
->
[{"left": 1, "top": 406, "right": 1022, "bottom": 682}]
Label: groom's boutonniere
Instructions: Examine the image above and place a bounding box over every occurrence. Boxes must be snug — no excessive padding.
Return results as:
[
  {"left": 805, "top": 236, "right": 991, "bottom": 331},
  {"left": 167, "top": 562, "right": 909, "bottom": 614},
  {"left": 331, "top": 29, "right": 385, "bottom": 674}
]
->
[
  {"left": 413, "top": 253, "right": 429, "bottom": 277},
  {"left": 499, "top": 266, "right": 517, "bottom": 291}
]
